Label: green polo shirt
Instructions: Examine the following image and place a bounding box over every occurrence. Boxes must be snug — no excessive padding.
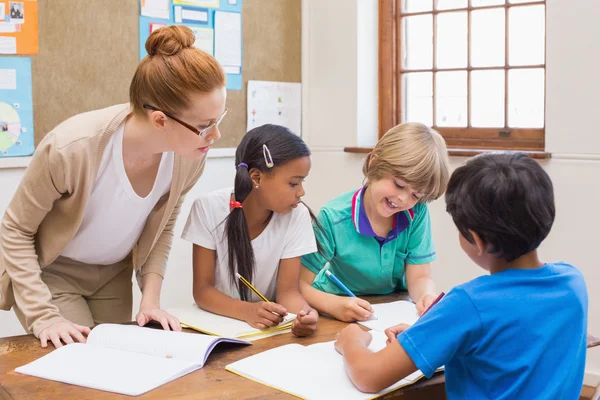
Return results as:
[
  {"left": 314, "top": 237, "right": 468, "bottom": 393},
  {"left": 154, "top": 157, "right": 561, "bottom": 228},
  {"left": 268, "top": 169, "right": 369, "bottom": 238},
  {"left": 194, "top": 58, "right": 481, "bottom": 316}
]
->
[{"left": 302, "top": 188, "right": 436, "bottom": 296}]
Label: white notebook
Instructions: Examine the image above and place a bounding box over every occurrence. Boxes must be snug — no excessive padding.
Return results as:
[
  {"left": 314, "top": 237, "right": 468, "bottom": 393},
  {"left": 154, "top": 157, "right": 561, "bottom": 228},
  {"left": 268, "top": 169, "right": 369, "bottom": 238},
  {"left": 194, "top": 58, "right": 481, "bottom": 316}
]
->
[
  {"left": 167, "top": 305, "right": 296, "bottom": 341},
  {"left": 358, "top": 300, "right": 420, "bottom": 332},
  {"left": 15, "top": 324, "right": 250, "bottom": 396},
  {"left": 226, "top": 330, "right": 431, "bottom": 400}
]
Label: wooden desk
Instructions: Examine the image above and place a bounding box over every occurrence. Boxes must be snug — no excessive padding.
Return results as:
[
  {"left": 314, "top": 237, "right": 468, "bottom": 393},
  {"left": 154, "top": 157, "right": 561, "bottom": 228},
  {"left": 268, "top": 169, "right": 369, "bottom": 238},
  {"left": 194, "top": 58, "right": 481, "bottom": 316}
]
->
[
  {"left": 0, "top": 294, "right": 446, "bottom": 400},
  {"left": 2, "top": 294, "right": 597, "bottom": 400}
]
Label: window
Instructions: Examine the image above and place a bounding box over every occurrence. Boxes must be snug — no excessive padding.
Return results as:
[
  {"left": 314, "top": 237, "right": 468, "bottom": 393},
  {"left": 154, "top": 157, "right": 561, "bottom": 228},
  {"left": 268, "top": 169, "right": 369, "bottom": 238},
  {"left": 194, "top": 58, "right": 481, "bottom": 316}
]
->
[{"left": 379, "top": 0, "right": 546, "bottom": 153}]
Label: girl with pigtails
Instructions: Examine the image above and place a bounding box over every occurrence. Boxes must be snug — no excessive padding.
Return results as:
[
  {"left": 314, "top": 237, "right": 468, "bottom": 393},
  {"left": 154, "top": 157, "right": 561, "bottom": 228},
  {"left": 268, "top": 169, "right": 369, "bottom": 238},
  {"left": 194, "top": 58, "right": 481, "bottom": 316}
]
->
[{"left": 181, "top": 124, "right": 319, "bottom": 336}]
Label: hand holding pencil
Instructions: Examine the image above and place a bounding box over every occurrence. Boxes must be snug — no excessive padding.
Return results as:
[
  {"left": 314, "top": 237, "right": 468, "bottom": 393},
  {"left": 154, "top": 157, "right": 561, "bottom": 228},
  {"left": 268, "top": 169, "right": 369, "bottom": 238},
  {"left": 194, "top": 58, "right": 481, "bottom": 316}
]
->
[{"left": 236, "top": 272, "right": 289, "bottom": 330}]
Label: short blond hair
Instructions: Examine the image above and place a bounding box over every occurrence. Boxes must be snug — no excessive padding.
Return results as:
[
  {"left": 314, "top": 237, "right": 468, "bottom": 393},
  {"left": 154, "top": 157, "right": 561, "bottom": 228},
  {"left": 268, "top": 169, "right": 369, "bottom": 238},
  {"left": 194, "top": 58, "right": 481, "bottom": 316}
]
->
[{"left": 363, "top": 122, "right": 450, "bottom": 202}]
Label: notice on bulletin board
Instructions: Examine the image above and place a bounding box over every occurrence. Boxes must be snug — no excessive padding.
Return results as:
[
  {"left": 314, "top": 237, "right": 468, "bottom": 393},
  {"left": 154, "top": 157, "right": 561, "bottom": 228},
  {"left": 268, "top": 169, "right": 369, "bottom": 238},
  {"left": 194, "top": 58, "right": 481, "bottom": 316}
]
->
[
  {"left": 0, "top": 0, "right": 38, "bottom": 54},
  {"left": 247, "top": 81, "right": 302, "bottom": 137},
  {"left": 0, "top": 57, "right": 34, "bottom": 157}
]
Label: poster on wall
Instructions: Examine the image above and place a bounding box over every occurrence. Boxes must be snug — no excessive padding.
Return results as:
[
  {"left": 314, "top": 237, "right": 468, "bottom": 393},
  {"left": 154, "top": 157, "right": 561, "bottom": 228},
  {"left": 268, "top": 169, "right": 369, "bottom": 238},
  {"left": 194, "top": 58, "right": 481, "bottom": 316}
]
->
[
  {"left": 138, "top": 0, "right": 242, "bottom": 90},
  {"left": 0, "top": 0, "right": 38, "bottom": 54},
  {"left": 247, "top": 80, "right": 301, "bottom": 137},
  {"left": 0, "top": 56, "right": 34, "bottom": 157}
]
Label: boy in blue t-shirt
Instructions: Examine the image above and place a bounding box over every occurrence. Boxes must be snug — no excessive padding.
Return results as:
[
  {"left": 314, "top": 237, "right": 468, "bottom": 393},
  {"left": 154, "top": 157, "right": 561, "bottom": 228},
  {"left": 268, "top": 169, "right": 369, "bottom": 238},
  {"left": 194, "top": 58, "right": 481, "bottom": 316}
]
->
[{"left": 334, "top": 153, "right": 588, "bottom": 399}]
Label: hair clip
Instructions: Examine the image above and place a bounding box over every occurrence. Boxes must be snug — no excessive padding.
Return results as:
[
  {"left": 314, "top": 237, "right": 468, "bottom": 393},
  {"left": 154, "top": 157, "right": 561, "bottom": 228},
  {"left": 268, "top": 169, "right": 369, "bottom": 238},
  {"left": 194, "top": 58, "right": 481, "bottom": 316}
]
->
[
  {"left": 230, "top": 201, "right": 243, "bottom": 209},
  {"left": 263, "top": 144, "right": 274, "bottom": 168},
  {"left": 238, "top": 162, "right": 248, "bottom": 169}
]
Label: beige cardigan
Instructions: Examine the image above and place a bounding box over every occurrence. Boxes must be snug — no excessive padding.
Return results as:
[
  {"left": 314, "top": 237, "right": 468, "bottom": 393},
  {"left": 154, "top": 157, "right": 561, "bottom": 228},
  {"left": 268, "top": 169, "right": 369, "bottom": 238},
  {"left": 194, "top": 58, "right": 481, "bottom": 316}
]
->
[{"left": 0, "top": 104, "right": 205, "bottom": 337}]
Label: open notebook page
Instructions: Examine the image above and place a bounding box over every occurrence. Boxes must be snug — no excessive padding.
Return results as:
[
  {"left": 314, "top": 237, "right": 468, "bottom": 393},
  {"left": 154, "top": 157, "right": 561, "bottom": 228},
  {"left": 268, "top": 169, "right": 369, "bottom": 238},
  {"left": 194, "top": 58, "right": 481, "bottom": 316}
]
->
[
  {"left": 87, "top": 324, "right": 248, "bottom": 363},
  {"left": 358, "top": 300, "right": 420, "bottom": 332},
  {"left": 16, "top": 325, "right": 250, "bottom": 396},
  {"left": 167, "top": 305, "right": 296, "bottom": 339},
  {"left": 226, "top": 330, "right": 429, "bottom": 400},
  {"left": 15, "top": 343, "right": 199, "bottom": 396}
]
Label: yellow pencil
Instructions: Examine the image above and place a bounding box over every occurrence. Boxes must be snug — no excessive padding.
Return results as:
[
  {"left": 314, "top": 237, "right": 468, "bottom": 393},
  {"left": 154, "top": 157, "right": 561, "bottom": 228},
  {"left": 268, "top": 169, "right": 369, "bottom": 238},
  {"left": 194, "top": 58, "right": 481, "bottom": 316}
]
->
[{"left": 236, "top": 272, "right": 269, "bottom": 302}]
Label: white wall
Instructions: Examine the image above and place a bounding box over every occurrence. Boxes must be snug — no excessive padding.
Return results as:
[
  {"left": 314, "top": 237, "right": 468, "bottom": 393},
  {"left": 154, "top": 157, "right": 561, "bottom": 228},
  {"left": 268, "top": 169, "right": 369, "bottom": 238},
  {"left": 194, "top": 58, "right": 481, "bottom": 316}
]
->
[
  {"left": 301, "top": 0, "right": 600, "bottom": 386},
  {"left": 1, "top": 0, "right": 598, "bottom": 387}
]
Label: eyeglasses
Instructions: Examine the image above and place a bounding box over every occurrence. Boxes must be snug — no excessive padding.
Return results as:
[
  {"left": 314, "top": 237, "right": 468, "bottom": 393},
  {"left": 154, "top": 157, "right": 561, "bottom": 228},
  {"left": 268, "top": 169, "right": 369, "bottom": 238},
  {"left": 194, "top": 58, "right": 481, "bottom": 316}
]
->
[{"left": 143, "top": 104, "right": 228, "bottom": 138}]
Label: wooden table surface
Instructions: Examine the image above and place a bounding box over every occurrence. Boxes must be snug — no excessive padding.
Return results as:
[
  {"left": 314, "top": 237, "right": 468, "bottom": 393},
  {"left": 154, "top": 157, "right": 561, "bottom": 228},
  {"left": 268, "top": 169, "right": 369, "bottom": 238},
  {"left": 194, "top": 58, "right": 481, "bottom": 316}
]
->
[
  {"left": 0, "top": 294, "right": 447, "bottom": 400},
  {"left": 2, "top": 293, "right": 598, "bottom": 400}
]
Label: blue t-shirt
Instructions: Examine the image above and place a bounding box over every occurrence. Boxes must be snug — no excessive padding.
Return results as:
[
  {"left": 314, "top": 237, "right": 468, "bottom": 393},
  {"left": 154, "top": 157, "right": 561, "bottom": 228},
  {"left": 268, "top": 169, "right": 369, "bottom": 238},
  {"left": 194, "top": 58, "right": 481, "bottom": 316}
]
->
[{"left": 398, "top": 262, "right": 588, "bottom": 400}]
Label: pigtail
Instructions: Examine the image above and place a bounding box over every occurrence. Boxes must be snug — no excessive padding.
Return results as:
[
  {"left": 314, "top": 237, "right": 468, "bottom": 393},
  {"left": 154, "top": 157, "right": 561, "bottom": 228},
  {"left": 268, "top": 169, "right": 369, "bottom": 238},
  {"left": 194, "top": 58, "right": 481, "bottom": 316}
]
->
[{"left": 224, "top": 163, "right": 256, "bottom": 301}]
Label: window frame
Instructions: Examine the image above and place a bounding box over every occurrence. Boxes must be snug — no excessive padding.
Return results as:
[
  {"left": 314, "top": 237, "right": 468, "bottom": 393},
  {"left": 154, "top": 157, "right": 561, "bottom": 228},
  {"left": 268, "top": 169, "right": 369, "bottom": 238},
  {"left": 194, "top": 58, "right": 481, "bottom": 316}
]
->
[{"left": 378, "top": 0, "right": 547, "bottom": 153}]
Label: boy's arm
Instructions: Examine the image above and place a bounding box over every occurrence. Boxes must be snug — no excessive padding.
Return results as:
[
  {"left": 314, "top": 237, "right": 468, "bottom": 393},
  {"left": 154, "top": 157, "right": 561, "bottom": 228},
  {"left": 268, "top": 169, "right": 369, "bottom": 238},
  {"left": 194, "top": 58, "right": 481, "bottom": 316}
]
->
[
  {"left": 299, "top": 266, "right": 373, "bottom": 322},
  {"left": 405, "top": 263, "right": 438, "bottom": 314},
  {"left": 335, "top": 325, "right": 418, "bottom": 393}
]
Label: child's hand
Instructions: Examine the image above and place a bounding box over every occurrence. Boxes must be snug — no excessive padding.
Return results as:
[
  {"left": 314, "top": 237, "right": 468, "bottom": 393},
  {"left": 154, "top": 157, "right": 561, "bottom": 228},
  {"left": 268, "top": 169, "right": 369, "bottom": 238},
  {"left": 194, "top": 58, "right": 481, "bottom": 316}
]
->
[
  {"left": 243, "top": 301, "right": 288, "bottom": 330},
  {"left": 332, "top": 297, "right": 374, "bottom": 322},
  {"left": 334, "top": 324, "right": 372, "bottom": 355},
  {"left": 415, "top": 292, "right": 438, "bottom": 315},
  {"left": 39, "top": 320, "right": 91, "bottom": 349},
  {"left": 291, "top": 306, "right": 319, "bottom": 337},
  {"left": 384, "top": 323, "right": 411, "bottom": 345}
]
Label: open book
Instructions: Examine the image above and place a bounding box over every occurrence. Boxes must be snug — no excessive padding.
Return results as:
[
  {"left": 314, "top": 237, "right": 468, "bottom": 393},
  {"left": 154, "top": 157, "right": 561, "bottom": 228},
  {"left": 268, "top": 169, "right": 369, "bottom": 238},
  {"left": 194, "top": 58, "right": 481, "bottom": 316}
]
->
[
  {"left": 15, "top": 324, "right": 250, "bottom": 396},
  {"left": 226, "top": 330, "right": 432, "bottom": 400},
  {"left": 167, "top": 305, "right": 296, "bottom": 341},
  {"left": 358, "top": 300, "right": 420, "bottom": 332}
]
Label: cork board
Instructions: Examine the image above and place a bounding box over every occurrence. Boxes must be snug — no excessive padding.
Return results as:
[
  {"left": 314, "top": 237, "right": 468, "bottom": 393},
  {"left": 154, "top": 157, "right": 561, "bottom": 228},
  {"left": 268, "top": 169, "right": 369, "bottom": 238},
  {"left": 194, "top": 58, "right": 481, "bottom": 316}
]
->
[{"left": 31, "top": 0, "right": 301, "bottom": 149}]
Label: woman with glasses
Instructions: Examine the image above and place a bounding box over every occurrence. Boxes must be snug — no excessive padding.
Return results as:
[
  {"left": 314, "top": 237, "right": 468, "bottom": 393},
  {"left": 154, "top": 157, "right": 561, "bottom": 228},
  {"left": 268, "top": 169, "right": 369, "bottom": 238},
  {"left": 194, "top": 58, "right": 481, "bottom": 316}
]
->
[{"left": 0, "top": 25, "right": 227, "bottom": 349}]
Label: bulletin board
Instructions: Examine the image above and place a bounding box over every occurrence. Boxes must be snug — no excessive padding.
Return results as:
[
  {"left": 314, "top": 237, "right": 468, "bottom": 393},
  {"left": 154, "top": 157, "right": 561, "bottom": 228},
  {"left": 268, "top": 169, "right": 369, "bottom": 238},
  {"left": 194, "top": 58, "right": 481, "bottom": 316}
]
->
[{"left": 30, "top": 0, "right": 301, "bottom": 149}]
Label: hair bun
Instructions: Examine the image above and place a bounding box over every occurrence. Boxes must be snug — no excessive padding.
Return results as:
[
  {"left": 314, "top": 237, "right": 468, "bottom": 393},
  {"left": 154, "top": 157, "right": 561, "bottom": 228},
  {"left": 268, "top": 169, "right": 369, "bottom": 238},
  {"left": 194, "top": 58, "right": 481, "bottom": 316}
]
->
[{"left": 145, "top": 25, "right": 196, "bottom": 57}]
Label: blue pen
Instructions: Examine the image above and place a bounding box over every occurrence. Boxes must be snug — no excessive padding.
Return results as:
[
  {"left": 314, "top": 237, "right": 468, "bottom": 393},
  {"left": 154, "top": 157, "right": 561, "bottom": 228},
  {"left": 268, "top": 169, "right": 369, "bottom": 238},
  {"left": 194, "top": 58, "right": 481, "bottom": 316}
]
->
[
  {"left": 324, "top": 264, "right": 377, "bottom": 320},
  {"left": 325, "top": 269, "right": 356, "bottom": 297}
]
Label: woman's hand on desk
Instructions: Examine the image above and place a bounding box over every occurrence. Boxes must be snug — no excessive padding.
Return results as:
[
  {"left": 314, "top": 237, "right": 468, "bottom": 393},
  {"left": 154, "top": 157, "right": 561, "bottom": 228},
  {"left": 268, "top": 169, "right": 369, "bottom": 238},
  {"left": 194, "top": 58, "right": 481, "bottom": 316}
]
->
[
  {"left": 291, "top": 306, "right": 318, "bottom": 337},
  {"left": 39, "top": 320, "right": 91, "bottom": 349},
  {"left": 136, "top": 307, "right": 182, "bottom": 331},
  {"left": 331, "top": 297, "right": 374, "bottom": 322},
  {"left": 243, "top": 301, "right": 288, "bottom": 330}
]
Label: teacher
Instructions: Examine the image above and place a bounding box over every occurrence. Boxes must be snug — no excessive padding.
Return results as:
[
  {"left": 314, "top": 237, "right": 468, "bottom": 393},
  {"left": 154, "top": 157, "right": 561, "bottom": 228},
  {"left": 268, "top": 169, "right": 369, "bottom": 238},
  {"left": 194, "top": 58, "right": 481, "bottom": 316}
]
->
[{"left": 0, "top": 25, "right": 227, "bottom": 348}]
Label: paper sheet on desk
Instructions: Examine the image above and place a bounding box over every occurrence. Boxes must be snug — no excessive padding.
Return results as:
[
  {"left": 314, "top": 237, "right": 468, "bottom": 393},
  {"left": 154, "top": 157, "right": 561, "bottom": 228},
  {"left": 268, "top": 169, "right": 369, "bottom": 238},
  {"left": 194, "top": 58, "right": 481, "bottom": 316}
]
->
[{"left": 358, "top": 300, "right": 420, "bottom": 332}]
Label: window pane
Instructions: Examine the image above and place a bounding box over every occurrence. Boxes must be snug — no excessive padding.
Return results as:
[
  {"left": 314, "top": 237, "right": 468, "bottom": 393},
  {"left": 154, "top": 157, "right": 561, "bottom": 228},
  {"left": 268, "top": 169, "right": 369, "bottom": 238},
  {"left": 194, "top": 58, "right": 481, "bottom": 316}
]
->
[
  {"left": 403, "top": 72, "right": 433, "bottom": 126},
  {"left": 435, "top": 0, "right": 467, "bottom": 10},
  {"left": 471, "top": 70, "right": 504, "bottom": 127},
  {"left": 436, "top": 71, "right": 467, "bottom": 127},
  {"left": 402, "top": 0, "right": 432, "bottom": 13},
  {"left": 508, "top": 69, "right": 544, "bottom": 128},
  {"left": 402, "top": 15, "right": 433, "bottom": 69},
  {"left": 436, "top": 11, "right": 467, "bottom": 68},
  {"left": 509, "top": 0, "right": 538, "bottom": 3},
  {"left": 471, "top": 8, "right": 505, "bottom": 67},
  {"left": 509, "top": 5, "right": 545, "bottom": 66},
  {"left": 471, "top": 0, "right": 504, "bottom": 7}
]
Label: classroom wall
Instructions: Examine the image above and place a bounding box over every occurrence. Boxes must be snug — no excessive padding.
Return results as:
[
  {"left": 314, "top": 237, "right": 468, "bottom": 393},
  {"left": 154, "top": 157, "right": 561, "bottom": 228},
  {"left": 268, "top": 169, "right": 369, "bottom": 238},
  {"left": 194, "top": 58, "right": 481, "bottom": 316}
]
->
[{"left": 1, "top": 0, "right": 598, "bottom": 387}]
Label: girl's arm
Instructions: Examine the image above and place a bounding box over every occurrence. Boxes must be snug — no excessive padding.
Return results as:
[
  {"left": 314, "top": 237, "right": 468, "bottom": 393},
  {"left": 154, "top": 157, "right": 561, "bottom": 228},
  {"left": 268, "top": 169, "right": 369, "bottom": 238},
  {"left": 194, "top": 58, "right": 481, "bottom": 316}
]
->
[
  {"left": 299, "top": 266, "right": 374, "bottom": 322},
  {"left": 192, "top": 244, "right": 287, "bottom": 329},
  {"left": 276, "top": 257, "right": 318, "bottom": 337},
  {"left": 405, "top": 263, "right": 438, "bottom": 314}
]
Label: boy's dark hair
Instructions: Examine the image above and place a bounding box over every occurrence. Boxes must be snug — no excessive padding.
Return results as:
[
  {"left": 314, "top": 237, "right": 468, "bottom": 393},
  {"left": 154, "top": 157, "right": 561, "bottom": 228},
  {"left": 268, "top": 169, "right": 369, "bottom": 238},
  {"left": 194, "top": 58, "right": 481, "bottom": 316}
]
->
[
  {"left": 445, "top": 152, "right": 555, "bottom": 262},
  {"left": 226, "top": 124, "right": 317, "bottom": 300}
]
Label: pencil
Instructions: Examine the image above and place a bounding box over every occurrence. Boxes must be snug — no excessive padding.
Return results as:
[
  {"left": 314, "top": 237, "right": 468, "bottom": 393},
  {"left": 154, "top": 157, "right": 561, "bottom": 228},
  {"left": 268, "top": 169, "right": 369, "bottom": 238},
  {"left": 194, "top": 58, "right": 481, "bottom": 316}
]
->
[{"left": 236, "top": 272, "right": 269, "bottom": 302}]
